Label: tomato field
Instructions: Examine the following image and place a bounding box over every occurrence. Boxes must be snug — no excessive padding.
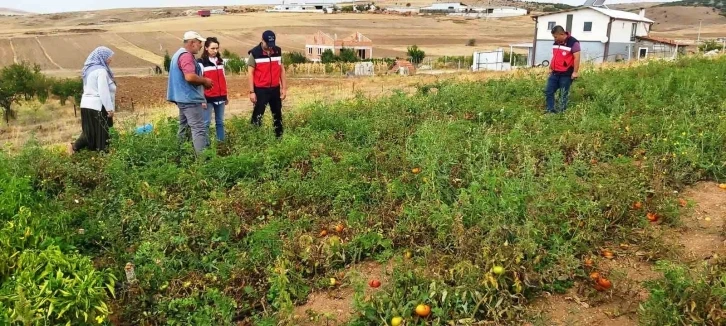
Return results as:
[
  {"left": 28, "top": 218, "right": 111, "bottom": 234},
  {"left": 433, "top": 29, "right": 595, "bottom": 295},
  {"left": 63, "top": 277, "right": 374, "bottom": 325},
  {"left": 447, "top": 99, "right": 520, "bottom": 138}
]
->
[{"left": 1, "top": 57, "right": 725, "bottom": 325}]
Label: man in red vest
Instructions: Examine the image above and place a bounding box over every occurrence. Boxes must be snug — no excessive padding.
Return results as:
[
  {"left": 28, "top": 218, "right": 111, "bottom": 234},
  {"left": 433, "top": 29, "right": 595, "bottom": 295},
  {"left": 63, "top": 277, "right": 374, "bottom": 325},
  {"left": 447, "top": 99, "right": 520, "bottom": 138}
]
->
[
  {"left": 247, "top": 30, "right": 287, "bottom": 138},
  {"left": 545, "top": 25, "right": 580, "bottom": 113}
]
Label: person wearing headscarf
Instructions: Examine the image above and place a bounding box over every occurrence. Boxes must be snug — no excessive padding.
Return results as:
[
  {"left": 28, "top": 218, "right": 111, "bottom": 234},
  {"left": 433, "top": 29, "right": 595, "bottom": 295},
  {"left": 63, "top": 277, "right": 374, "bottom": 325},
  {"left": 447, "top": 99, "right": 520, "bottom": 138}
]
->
[{"left": 69, "top": 46, "right": 116, "bottom": 154}]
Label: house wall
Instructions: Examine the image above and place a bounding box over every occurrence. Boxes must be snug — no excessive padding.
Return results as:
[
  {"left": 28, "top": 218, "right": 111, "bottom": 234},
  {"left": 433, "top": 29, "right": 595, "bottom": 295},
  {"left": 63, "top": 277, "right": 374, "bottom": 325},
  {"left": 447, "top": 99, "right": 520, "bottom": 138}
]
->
[
  {"left": 534, "top": 40, "right": 606, "bottom": 65},
  {"left": 534, "top": 40, "right": 636, "bottom": 65},
  {"left": 533, "top": 9, "right": 656, "bottom": 66},
  {"left": 633, "top": 40, "right": 681, "bottom": 60},
  {"left": 608, "top": 19, "right": 649, "bottom": 43},
  {"left": 305, "top": 46, "right": 373, "bottom": 61},
  {"left": 536, "top": 10, "right": 611, "bottom": 41}
]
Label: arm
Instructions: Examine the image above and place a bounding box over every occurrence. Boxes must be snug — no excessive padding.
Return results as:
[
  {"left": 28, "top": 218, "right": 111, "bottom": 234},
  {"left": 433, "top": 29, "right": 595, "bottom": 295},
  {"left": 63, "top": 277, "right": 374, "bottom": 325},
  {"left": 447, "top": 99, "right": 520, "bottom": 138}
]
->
[
  {"left": 280, "top": 64, "right": 287, "bottom": 100},
  {"left": 572, "top": 42, "right": 581, "bottom": 78},
  {"left": 185, "top": 73, "right": 209, "bottom": 85},
  {"left": 573, "top": 52, "right": 581, "bottom": 74},
  {"left": 97, "top": 71, "right": 115, "bottom": 115},
  {"left": 248, "top": 66, "right": 257, "bottom": 103},
  {"left": 179, "top": 53, "right": 211, "bottom": 87}
]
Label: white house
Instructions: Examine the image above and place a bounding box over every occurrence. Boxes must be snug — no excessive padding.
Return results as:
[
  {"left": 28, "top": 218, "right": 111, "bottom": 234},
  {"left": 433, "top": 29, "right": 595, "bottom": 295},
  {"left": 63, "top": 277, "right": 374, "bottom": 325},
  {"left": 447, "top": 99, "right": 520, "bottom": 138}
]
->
[
  {"left": 531, "top": 6, "right": 654, "bottom": 66},
  {"left": 449, "top": 7, "right": 528, "bottom": 18},
  {"left": 420, "top": 2, "right": 468, "bottom": 13},
  {"left": 266, "top": 0, "right": 341, "bottom": 13}
]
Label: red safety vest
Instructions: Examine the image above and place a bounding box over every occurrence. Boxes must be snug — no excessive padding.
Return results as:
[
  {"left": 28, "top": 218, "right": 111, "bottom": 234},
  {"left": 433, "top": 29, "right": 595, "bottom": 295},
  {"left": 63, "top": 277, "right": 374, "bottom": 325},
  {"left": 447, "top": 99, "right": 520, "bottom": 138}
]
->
[
  {"left": 197, "top": 56, "right": 228, "bottom": 102},
  {"left": 551, "top": 34, "right": 578, "bottom": 75},
  {"left": 248, "top": 44, "right": 282, "bottom": 88}
]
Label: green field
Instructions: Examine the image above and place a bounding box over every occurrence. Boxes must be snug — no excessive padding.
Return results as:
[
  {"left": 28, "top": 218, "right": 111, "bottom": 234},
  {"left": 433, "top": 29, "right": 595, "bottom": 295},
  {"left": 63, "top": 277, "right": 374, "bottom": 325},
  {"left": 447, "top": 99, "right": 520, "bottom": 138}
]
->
[{"left": 1, "top": 57, "right": 725, "bottom": 325}]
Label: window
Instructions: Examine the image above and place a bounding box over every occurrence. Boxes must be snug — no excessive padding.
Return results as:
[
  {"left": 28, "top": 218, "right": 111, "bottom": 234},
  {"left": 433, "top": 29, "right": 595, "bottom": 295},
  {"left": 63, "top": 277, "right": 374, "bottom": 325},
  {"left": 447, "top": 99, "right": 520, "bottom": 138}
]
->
[
  {"left": 583, "top": 22, "right": 592, "bottom": 32},
  {"left": 308, "top": 47, "right": 313, "bottom": 54},
  {"left": 358, "top": 49, "right": 366, "bottom": 59},
  {"left": 547, "top": 21, "right": 556, "bottom": 30},
  {"left": 317, "top": 48, "right": 322, "bottom": 55},
  {"left": 630, "top": 23, "right": 637, "bottom": 42},
  {"left": 638, "top": 47, "right": 648, "bottom": 60}
]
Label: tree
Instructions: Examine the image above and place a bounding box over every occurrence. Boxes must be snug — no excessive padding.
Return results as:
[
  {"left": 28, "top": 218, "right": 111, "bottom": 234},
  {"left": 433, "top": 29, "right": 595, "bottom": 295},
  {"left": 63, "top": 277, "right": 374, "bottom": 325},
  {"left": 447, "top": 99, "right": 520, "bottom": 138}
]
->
[
  {"left": 0, "top": 62, "right": 44, "bottom": 123},
  {"left": 338, "top": 48, "right": 359, "bottom": 63},
  {"left": 407, "top": 45, "right": 426, "bottom": 64},
  {"left": 283, "top": 51, "right": 309, "bottom": 64},
  {"left": 163, "top": 51, "right": 172, "bottom": 73},
  {"left": 321, "top": 49, "right": 337, "bottom": 64}
]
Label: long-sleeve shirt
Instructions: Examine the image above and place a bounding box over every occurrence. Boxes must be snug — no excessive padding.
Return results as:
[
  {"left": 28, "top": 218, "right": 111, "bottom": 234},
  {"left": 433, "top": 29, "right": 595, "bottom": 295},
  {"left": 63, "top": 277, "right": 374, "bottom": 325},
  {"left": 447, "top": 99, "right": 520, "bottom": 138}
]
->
[{"left": 80, "top": 69, "right": 116, "bottom": 111}]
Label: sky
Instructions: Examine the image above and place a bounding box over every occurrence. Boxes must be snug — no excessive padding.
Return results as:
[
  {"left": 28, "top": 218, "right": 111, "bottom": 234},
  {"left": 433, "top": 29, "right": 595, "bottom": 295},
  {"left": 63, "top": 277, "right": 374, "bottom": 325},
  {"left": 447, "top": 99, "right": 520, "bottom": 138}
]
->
[{"left": 1, "top": 0, "right": 674, "bottom": 14}]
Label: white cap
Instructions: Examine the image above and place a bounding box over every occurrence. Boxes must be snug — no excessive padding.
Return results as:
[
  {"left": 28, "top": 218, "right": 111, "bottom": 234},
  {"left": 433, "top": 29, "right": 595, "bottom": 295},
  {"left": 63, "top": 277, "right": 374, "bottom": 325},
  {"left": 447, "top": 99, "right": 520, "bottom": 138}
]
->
[{"left": 183, "top": 31, "right": 206, "bottom": 42}]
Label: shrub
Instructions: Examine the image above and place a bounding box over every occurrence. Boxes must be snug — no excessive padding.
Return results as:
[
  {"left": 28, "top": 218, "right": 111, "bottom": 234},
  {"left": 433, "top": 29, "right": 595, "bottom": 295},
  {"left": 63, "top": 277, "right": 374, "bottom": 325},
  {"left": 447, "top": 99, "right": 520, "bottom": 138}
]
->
[
  {"left": 407, "top": 45, "right": 425, "bottom": 64},
  {"left": 282, "top": 51, "right": 308, "bottom": 64},
  {"left": 338, "top": 47, "right": 359, "bottom": 63},
  {"left": 223, "top": 51, "right": 247, "bottom": 74},
  {"left": 0, "top": 246, "right": 116, "bottom": 325},
  {"left": 0, "top": 62, "right": 44, "bottom": 123},
  {"left": 321, "top": 49, "right": 336, "bottom": 64},
  {"left": 699, "top": 39, "right": 725, "bottom": 52},
  {"left": 50, "top": 78, "right": 84, "bottom": 106},
  {"left": 163, "top": 50, "right": 171, "bottom": 73}
]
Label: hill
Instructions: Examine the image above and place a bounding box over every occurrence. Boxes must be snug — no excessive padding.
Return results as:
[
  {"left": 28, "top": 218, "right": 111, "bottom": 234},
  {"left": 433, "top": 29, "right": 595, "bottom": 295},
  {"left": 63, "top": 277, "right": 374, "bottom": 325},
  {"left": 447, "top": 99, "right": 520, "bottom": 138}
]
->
[
  {"left": 0, "top": 8, "right": 31, "bottom": 16},
  {"left": 658, "top": 0, "right": 726, "bottom": 16}
]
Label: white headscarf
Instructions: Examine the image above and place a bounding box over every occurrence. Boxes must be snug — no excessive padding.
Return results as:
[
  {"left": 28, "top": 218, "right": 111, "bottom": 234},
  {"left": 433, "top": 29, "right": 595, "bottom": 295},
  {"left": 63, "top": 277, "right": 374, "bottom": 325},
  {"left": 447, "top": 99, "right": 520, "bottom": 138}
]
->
[{"left": 81, "top": 46, "right": 115, "bottom": 85}]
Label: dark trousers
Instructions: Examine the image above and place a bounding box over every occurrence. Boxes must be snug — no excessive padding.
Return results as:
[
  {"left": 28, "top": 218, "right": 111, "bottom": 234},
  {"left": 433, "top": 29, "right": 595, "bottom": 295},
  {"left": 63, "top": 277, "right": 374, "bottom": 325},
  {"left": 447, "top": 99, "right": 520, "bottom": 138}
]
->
[
  {"left": 251, "top": 87, "right": 283, "bottom": 137},
  {"left": 73, "top": 107, "right": 113, "bottom": 152},
  {"left": 544, "top": 73, "right": 573, "bottom": 113}
]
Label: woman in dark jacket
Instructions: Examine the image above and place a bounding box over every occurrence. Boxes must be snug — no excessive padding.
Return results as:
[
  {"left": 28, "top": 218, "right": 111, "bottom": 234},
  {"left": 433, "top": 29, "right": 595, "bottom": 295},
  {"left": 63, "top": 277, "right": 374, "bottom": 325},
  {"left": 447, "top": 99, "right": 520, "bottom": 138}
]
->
[{"left": 197, "top": 37, "right": 229, "bottom": 142}]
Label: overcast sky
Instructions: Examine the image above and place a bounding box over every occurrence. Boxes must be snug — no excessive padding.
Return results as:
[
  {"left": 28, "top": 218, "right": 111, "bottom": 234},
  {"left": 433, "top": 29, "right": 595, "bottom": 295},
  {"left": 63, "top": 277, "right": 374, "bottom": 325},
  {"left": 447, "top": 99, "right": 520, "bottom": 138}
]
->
[{"left": 2, "top": 0, "right": 674, "bottom": 14}]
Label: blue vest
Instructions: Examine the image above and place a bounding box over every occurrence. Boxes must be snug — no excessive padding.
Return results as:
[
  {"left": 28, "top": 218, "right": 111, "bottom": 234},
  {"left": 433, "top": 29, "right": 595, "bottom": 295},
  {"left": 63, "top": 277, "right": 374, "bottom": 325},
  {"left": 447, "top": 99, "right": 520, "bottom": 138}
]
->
[{"left": 167, "top": 48, "right": 205, "bottom": 104}]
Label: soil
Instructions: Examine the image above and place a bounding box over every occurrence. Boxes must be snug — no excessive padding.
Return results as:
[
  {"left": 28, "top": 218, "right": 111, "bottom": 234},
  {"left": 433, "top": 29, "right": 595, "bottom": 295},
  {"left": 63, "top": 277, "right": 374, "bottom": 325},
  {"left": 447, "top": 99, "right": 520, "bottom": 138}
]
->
[
  {"left": 530, "top": 181, "right": 726, "bottom": 326},
  {"left": 291, "top": 180, "right": 724, "bottom": 326},
  {"left": 677, "top": 182, "right": 726, "bottom": 261},
  {"left": 292, "top": 260, "right": 394, "bottom": 326}
]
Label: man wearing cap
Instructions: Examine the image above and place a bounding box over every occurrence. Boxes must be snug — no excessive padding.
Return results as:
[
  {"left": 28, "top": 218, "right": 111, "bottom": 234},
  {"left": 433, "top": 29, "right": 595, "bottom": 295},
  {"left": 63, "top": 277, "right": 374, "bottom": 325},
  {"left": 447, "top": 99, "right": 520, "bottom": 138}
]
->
[
  {"left": 545, "top": 25, "right": 580, "bottom": 114},
  {"left": 167, "top": 31, "right": 214, "bottom": 153},
  {"left": 247, "top": 30, "right": 287, "bottom": 138}
]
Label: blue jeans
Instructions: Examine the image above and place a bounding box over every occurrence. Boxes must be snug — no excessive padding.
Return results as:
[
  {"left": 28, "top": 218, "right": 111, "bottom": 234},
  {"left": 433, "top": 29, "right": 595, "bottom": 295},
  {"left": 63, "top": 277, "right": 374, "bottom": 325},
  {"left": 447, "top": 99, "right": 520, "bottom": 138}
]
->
[
  {"left": 203, "top": 102, "right": 225, "bottom": 141},
  {"left": 545, "top": 73, "right": 573, "bottom": 113}
]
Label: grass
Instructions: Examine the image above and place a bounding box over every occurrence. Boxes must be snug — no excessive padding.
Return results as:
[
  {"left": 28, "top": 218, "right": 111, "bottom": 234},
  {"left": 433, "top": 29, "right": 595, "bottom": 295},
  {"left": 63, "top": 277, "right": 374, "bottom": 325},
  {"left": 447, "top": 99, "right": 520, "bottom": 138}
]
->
[{"left": 1, "top": 56, "right": 725, "bottom": 325}]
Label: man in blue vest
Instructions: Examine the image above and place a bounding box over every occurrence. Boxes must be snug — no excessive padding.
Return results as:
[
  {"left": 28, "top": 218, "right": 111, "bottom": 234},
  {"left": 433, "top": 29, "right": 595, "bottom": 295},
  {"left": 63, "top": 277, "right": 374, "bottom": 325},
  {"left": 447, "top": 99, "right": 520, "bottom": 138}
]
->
[
  {"left": 545, "top": 25, "right": 580, "bottom": 113},
  {"left": 167, "top": 31, "right": 214, "bottom": 154}
]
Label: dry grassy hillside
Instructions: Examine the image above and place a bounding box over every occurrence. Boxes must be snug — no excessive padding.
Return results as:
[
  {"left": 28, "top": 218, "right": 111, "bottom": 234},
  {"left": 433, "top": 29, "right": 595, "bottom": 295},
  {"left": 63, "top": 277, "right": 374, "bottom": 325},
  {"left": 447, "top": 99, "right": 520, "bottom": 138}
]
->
[
  {"left": 0, "top": 2, "right": 724, "bottom": 75},
  {"left": 0, "top": 10, "right": 535, "bottom": 74}
]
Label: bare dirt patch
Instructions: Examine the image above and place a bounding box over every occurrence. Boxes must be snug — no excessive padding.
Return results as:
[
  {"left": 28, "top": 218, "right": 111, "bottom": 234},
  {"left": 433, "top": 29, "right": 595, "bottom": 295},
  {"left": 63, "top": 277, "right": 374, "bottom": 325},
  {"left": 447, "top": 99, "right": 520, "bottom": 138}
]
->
[
  {"left": 531, "top": 181, "right": 726, "bottom": 326},
  {"left": 292, "top": 260, "right": 393, "bottom": 326},
  {"left": 677, "top": 182, "right": 726, "bottom": 261}
]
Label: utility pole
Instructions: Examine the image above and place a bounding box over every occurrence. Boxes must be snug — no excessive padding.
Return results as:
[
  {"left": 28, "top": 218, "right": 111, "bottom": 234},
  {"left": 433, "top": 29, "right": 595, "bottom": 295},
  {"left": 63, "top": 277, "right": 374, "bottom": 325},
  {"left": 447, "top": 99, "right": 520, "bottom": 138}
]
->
[{"left": 697, "top": 19, "right": 702, "bottom": 45}]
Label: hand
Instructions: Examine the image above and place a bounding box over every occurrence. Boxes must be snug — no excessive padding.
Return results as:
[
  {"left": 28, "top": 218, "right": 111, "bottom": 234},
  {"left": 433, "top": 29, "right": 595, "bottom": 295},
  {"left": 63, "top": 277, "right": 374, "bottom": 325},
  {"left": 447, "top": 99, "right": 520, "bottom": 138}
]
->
[
  {"left": 224, "top": 100, "right": 229, "bottom": 105},
  {"left": 202, "top": 102, "right": 208, "bottom": 109},
  {"left": 280, "top": 89, "right": 287, "bottom": 100},
  {"left": 249, "top": 92, "right": 257, "bottom": 104},
  {"left": 107, "top": 111, "right": 114, "bottom": 118},
  {"left": 203, "top": 78, "right": 213, "bottom": 89},
  {"left": 571, "top": 72, "right": 579, "bottom": 80}
]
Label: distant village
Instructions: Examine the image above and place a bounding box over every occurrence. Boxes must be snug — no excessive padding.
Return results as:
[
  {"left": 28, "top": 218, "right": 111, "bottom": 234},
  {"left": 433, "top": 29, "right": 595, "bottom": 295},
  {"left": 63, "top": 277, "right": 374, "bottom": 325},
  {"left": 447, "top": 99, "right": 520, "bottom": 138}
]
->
[{"left": 187, "top": 1, "right": 716, "bottom": 75}]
